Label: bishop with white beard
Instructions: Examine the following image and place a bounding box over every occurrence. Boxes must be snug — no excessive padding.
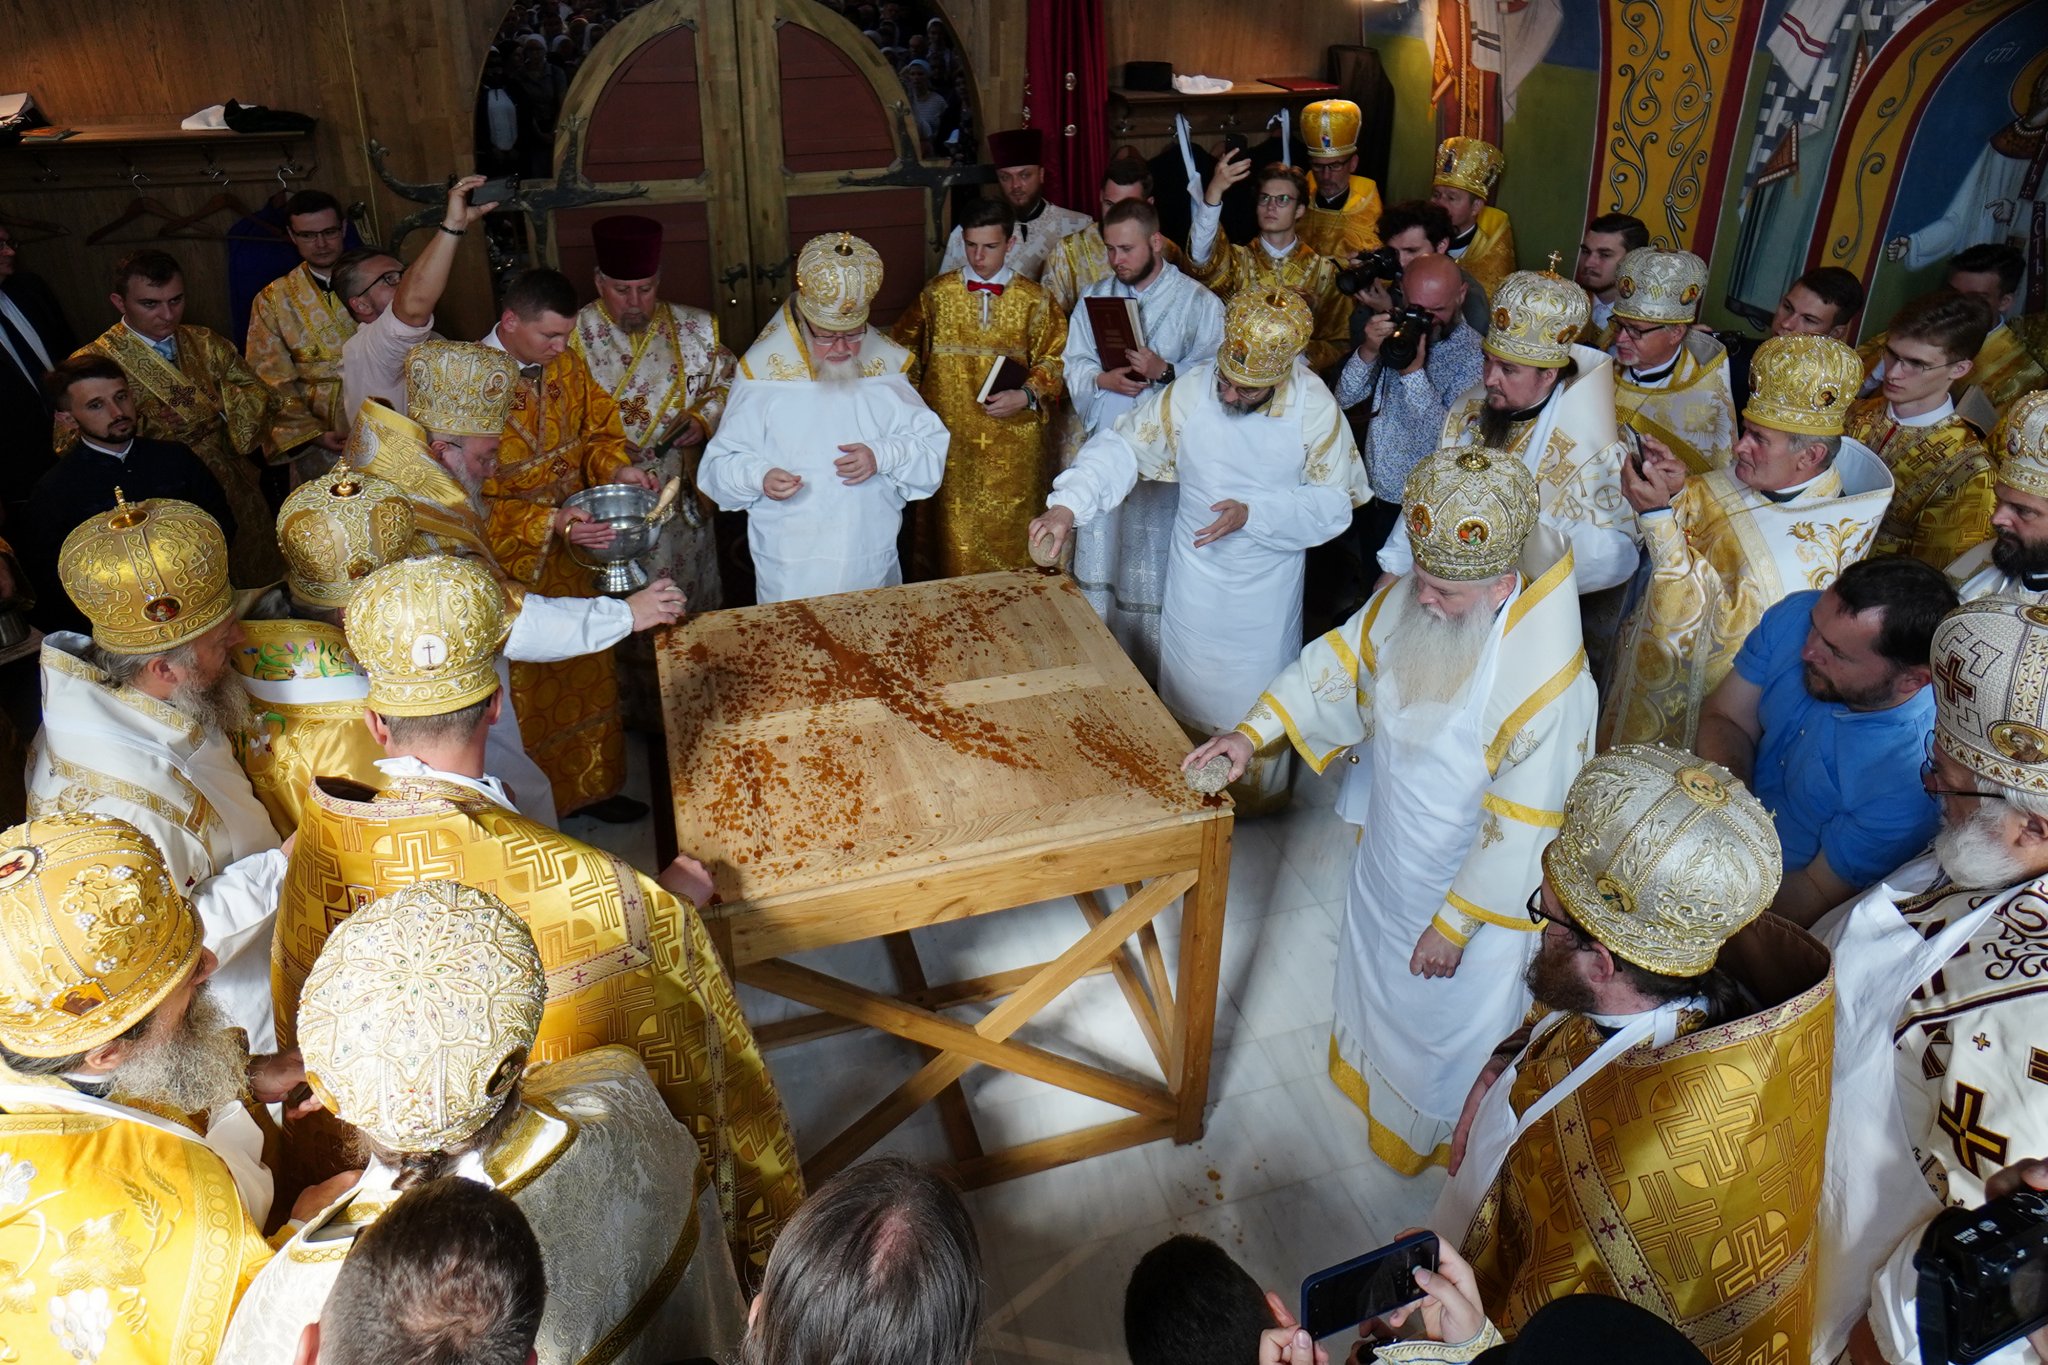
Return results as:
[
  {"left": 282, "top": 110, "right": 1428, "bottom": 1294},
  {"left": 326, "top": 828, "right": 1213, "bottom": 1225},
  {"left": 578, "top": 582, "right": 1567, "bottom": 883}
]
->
[
  {"left": 1185, "top": 447, "right": 1597, "bottom": 1174},
  {"left": 699, "top": 233, "right": 949, "bottom": 603}
]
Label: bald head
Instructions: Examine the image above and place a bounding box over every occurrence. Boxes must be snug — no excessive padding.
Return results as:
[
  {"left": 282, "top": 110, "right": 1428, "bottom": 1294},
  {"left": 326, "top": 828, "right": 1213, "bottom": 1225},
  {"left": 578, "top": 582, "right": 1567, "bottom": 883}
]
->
[{"left": 1402, "top": 254, "right": 1469, "bottom": 338}]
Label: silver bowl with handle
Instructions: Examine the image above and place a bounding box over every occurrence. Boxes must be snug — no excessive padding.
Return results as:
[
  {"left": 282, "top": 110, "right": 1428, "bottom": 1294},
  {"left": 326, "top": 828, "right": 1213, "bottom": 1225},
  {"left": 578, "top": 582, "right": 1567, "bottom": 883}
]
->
[{"left": 561, "top": 480, "right": 677, "bottom": 596}]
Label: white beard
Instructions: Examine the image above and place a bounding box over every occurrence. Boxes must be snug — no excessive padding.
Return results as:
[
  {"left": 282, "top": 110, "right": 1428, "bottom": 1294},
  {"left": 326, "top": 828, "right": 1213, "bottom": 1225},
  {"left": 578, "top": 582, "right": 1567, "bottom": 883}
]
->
[
  {"left": 1381, "top": 577, "right": 1496, "bottom": 706},
  {"left": 1934, "top": 803, "right": 2032, "bottom": 890},
  {"left": 814, "top": 355, "right": 864, "bottom": 384}
]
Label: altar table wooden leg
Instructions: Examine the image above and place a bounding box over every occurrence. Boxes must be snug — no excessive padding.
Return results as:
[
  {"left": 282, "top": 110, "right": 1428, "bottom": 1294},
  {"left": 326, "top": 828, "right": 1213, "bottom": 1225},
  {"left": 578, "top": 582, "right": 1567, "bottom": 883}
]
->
[
  {"left": 884, "top": 930, "right": 984, "bottom": 1161},
  {"left": 1173, "top": 818, "right": 1231, "bottom": 1143}
]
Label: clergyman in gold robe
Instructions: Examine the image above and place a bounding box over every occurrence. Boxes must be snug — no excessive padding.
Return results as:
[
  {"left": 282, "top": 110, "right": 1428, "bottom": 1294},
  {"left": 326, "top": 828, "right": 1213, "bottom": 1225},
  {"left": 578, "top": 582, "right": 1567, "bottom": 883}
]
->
[
  {"left": 71, "top": 250, "right": 342, "bottom": 584},
  {"left": 273, "top": 553, "right": 802, "bottom": 1277},
  {"left": 893, "top": 197, "right": 1067, "bottom": 577},
  {"left": 1430, "top": 744, "right": 1832, "bottom": 1365},
  {"left": 244, "top": 189, "right": 358, "bottom": 435},
  {"left": 481, "top": 267, "right": 652, "bottom": 821}
]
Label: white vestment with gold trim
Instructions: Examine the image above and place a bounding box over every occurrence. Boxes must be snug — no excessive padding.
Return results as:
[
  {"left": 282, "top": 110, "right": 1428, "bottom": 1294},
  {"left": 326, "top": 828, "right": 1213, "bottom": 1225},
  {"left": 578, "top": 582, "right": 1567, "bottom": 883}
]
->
[{"left": 1235, "top": 528, "right": 1595, "bottom": 1171}]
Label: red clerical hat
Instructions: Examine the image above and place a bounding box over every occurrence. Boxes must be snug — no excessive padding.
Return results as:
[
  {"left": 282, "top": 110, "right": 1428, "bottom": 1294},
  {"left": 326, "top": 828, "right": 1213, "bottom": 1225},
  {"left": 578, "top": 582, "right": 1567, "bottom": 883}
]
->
[
  {"left": 591, "top": 214, "right": 664, "bottom": 280},
  {"left": 985, "top": 128, "right": 1045, "bottom": 169}
]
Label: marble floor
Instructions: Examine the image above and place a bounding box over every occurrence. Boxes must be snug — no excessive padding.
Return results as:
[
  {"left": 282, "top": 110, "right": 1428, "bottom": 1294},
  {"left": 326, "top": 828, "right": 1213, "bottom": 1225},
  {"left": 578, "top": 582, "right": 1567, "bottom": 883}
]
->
[{"left": 573, "top": 747, "right": 1443, "bottom": 1362}]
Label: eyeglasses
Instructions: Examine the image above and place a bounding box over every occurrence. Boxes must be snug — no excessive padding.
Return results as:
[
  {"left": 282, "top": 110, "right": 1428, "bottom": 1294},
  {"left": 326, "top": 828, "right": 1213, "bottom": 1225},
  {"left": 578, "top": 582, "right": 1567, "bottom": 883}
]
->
[
  {"left": 1615, "top": 318, "right": 1677, "bottom": 341},
  {"left": 1525, "top": 888, "right": 1592, "bottom": 944},
  {"left": 1256, "top": 193, "right": 1297, "bottom": 207},
  {"left": 349, "top": 269, "right": 404, "bottom": 301},
  {"left": 1921, "top": 732, "right": 2007, "bottom": 801},
  {"left": 1882, "top": 345, "right": 1948, "bottom": 377},
  {"left": 290, "top": 225, "right": 345, "bottom": 243}
]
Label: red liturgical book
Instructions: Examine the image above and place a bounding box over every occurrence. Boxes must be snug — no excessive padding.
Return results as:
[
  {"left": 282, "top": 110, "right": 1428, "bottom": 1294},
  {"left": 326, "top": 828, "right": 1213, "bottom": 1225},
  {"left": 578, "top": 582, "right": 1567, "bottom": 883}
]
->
[
  {"left": 977, "top": 355, "right": 1030, "bottom": 402},
  {"left": 1084, "top": 296, "right": 1147, "bottom": 370}
]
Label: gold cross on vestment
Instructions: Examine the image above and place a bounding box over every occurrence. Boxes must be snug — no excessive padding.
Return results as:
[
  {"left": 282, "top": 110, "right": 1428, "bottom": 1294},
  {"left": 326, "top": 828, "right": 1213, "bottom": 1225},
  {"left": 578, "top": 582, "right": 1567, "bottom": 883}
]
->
[{"left": 969, "top": 431, "right": 995, "bottom": 452}]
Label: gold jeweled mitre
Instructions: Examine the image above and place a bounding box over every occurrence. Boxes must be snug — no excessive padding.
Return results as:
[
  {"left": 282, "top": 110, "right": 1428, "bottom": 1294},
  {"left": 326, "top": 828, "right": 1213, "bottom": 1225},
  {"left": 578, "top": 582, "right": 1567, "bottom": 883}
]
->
[
  {"left": 1612, "top": 247, "right": 1708, "bottom": 324},
  {"left": 404, "top": 339, "right": 521, "bottom": 437},
  {"left": 1483, "top": 269, "right": 1589, "bottom": 371},
  {"left": 1743, "top": 333, "right": 1861, "bottom": 438},
  {"left": 1302, "top": 99, "right": 1361, "bottom": 159},
  {"left": 1403, "top": 446, "right": 1537, "bottom": 582},
  {"left": 58, "top": 491, "right": 233, "bottom": 656},
  {"left": 345, "top": 554, "right": 509, "bottom": 717},
  {"left": 1541, "top": 744, "right": 1780, "bottom": 976},
  {"left": 1216, "top": 288, "right": 1312, "bottom": 390},
  {"left": 794, "top": 232, "right": 885, "bottom": 333},
  {"left": 0, "top": 813, "right": 202, "bottom": 1058},
  {"left": 1433, "top": 136, "right": 1505, "bottom": 198},
  {"left": 1992, "top": 391, "right": 2048, "bottom": 501},
  {"left": 277, "top": 473, "right": 419, "bottom": 609},
  {"left": 1931, "top": 595, "right": 2048, "bottom": 795},
  {"left": 297, "top": 880, "right": 547, "bottom": 1153}
]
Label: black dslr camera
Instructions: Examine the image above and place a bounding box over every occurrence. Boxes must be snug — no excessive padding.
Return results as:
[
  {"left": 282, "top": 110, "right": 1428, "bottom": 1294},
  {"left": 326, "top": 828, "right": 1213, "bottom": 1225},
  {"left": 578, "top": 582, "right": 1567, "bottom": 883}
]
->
[
  {"left": 1379, "top": 305, "right": 1436, "bottom": 371},
  {"left": 1335, "top": 246, "right": 1402, "bottom": 298},
  {"left": 1916, "top": 1187, "right": 2048, "bottom": 1363}
]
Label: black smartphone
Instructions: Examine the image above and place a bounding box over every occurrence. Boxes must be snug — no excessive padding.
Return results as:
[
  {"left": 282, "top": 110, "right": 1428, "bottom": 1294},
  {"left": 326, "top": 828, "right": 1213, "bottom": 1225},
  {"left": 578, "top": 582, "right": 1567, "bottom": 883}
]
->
[
  {"left": 467, "top": 176, "right": 519, "bottom": 206},
  {"left": 1299, "top": 1231, "right": 1439, "bottom": 1341},
  {"left": 1222, "top": 132, "right": 1248, "bottom": 158}
]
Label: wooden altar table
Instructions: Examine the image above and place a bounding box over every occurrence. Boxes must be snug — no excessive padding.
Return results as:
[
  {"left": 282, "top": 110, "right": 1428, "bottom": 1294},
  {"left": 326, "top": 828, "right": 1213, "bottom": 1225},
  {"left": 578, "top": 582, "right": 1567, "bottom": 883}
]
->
[{"left": 656, "top": 570, "right": 1234, "bottom": 1188}]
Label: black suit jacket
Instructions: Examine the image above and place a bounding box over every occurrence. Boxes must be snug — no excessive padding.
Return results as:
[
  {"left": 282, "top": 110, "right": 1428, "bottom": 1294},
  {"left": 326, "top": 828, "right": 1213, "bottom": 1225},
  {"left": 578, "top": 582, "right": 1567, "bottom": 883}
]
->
[
  {"left": 21, "top": 436, "right": 237, "bottom": 636},
  {"left": 0, "top": 272, "right": 79, "bottom": 515}
]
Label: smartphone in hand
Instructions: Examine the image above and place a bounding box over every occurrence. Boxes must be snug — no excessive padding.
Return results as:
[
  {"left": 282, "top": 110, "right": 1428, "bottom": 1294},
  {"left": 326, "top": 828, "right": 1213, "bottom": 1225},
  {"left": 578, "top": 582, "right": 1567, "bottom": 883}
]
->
[{"left": 1299, "top": 1231, "right": 1440, "bottom": 1342}]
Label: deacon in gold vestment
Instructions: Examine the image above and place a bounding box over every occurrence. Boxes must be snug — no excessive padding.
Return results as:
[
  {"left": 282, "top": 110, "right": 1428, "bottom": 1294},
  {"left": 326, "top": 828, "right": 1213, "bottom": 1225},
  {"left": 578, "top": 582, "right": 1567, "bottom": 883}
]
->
[
  {"left": 1608, "top": 247, "right": 1736, "bottom": 475},
  {"left": 571, "top": 214, "right": 735, "bottom": 612},
  {"left": 0, "top": 815, "right": 357, "bottom": 1364},
  {"left": 481, "top": 269, "right": 648, "bottom": 817},
  {"left": 221, "top": 884, "right": 745, "bottom": 1365},
  {"left": 1602, "top": 335, "right": 1894, "bottom": 748},
  {"left": 244, "top": 194, "right": 359, "bottom": 435},
  {"left": 77, "top": 255, "right": 332, "bottom": 584},
  {"left": 230, "top": 472, "right": 421, "bottom": 832},
  {"left": 274, "top": 555, "right": 800, "bottom": 1275},
  {"left": 1299, "top": 100, "right": 1384, "bottom": 262},
  {"left": 1187, "top": 158, "right": 1353, "bottom": 371},
  {"left": 1967, "top": 314, "right": 2048, "bottom": 417},
  {"left": 893, "top": 198, "right": 1067, "bottom": 576},
  {"left": 1433, "top": 745, "right": 1833, "bottom": 1364},
  {"left": 1433, "top": 139, "right": 1516, "bottom": 297}
]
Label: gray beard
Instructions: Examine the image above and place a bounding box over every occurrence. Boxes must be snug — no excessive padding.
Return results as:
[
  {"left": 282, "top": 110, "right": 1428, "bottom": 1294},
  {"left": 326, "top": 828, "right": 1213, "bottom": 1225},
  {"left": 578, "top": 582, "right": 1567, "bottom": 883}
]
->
[
  {"left": 814, "top": 355, "right": 864, "bottom": 384},
  {"left": 108, "top": 988, "right": 249, "bottom": 1114},
  {"left": 1934, "top": 803, "right": 2031, "bottom": 890},
  {"left": 171, "top": 669, "right": 253, "bottom": 740},
  {"left": 1381, "top": 576, "right": 1495, "bottom": 705}
]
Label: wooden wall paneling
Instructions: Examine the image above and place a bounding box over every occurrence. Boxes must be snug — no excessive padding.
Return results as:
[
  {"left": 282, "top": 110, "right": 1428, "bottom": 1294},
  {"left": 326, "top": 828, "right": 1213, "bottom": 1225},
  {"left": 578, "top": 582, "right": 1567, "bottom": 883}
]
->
[
  {"left": 1103, "top": 0, "right": 1356, "bottom": 87},
  {"left": 931, "top": 0, "right": 1029, "bottom": 139}
]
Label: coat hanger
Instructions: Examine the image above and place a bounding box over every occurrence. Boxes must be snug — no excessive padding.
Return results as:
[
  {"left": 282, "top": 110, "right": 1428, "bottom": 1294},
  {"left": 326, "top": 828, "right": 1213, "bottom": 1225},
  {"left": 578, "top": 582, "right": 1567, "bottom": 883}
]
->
[
  {"left": 84, "top": 170, "right": 189, "bottom": 245},
  {"left": 0, "top": 205, "right": 66, "bottom": 244},
  {"left": 160, "top": 166, "right": 281, "bottom": 240}
]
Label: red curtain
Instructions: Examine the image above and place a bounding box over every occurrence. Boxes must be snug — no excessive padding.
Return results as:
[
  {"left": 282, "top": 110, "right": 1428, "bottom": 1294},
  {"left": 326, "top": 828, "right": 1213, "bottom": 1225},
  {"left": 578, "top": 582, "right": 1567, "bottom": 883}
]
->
[{"left": 1024, "top": 0, "right": 1108, "bottom": 214}]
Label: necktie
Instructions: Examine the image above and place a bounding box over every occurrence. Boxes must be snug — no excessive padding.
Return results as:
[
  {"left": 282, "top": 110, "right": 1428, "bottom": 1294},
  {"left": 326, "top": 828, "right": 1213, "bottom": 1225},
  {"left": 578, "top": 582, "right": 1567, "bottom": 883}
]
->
[
  {"left": 520, "top": 364, "right": 542, "bottom": 384},
  {"left": 0, "top": 307, "right": 43, "bottom": 401},
  {"left": 149, "top": 335, "right": 176, "bottom": 364},
  {"left": 966, "top": 281, "right": 1005, "bottom": 296}
]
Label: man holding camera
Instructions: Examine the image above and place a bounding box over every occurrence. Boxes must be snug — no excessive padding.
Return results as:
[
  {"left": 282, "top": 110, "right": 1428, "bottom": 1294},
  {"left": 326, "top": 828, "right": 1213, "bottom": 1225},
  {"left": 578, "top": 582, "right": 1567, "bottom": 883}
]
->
[
  {"left": 1334, "top": 254, "right": 1482, "bottom": 568},
  {"left": 1815, "top": 595, "right": 2048, "bottom": 1364},
  {"left": 1344, "top": 200, "right": 1491, "bottom": 339}
]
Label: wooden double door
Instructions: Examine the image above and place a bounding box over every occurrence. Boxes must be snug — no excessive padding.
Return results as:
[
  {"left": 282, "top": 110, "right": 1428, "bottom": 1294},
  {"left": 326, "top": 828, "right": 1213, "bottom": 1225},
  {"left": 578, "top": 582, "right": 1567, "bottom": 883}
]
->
[{"left": 548, "top": 0, "right": 938, "bottom": 346}]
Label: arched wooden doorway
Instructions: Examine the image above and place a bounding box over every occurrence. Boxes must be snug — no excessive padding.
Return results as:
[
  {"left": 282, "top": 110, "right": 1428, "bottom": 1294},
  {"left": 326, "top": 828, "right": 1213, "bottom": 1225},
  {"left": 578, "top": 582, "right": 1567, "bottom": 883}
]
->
[{"left": 547, "top": 0, "right": 943, "bottom": 345}]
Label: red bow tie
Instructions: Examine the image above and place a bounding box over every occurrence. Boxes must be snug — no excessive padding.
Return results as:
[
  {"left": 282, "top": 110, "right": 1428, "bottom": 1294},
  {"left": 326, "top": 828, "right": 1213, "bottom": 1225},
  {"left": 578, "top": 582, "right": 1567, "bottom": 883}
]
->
[{"left": 967, "top": 280, "right": 1005, "bottom": 296}]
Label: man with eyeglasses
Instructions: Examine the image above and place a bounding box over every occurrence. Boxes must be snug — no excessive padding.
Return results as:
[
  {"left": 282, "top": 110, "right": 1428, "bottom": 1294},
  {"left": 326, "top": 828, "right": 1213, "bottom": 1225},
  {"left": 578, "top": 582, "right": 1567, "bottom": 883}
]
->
[
  {"left": 245, "top": 190, "right": 358, "bottom": 436},
  {"left": 1438, "top": 743, "right": 1832, "bottom": 1365},
  {"left": 1608, "top": 247, "right": 1736, "bottom": 477},
  {"left": 699, "top": 233, "right": 948, "bottom": 603},
  {"left": 1953, "top": 393, "right": 2048, "bottom": 603},
  {"left": 1845, "top": 289, "right": 1998, "bottom": 569},
  {"left": 1186, "top": 151, "right": 1351, "bottom": 370},
  {"left": 1814, "top": 595, "right": 2048, "bottom": 1364},
  {"left": 335, "top": 174, "right": 498, "bottom": 430},
  {"left": 1604, "top": 334, "right": 1896, "bottom": 747},
  {"left": 1692, "top": 554, "right": 1953, "bottom": 926},
  {"left": 1176, "top": 446, "right": 1590, "bottom": 1163},
  {"left": 1863, "top": 243, "right": 2048, "bottom": 426}
]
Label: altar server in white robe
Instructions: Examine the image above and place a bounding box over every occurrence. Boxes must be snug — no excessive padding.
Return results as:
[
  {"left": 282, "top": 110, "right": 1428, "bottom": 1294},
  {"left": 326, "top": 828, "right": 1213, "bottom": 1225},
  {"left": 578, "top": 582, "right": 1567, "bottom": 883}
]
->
[
  {"left": 700, "top": 233, "right": 949, "bottom": 602},
  {"left": 1032, "top": 287, "right": 1368, "bottom": 815},
  {"left": 26, "top": 495, "right": 287, "bottom": 1051},
  {"left": 1060, "top": 199, "right": 1225, "bottom": 682},
  {"left": 1951, "top": 392, "right": 2048, "bottom": 603},
  {"left": 1186, "top": 446, "right": 1596, "bottom": 1173}
]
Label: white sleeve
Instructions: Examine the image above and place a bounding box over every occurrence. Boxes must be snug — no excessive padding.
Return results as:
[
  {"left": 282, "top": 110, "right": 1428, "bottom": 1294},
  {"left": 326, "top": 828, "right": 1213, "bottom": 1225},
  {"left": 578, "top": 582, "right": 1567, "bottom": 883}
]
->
[
  {"left": 1064, "top": 300, "right": 1111, "bottom": 433},
  {"left": 1377, "top": 520, "right": 1414, "bottom": 577},
  {"left": 1048, "top": 428, "right": 1142, "bottom": 525},
  {"left": 1559, "top": 519, "right": 1640, "bottom": 594},
  {"left": 862, "top": 381, "right": 950, "bottom": 503},
  {"left": 697, "top": 384, "right": 772, "bottom": 511},
  {"left": 191, "top": 849, "right": 288, "bottom": 975},
  {"left": 1242, "top": 481, "right": 1353, "bottom": 552},
  {"left": 504, "top": 593, "right": 634, "bottom": 662},
  {"left": 1188, "top": 196, "right": 1223, "bottom": 268}
]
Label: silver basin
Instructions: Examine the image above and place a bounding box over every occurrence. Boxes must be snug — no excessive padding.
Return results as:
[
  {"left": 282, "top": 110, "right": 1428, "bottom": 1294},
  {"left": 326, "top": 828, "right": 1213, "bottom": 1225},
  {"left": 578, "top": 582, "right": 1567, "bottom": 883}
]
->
[{"left": 562, "top": 483, "right": 664, "bottom": 595}]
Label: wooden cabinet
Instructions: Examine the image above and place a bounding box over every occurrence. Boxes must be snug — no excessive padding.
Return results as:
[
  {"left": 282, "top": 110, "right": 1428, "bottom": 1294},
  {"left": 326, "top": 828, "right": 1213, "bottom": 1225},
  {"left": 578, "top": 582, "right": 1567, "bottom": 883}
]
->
[{"left": 1106, "top": 81, "right": 1326, "bottom": 161}]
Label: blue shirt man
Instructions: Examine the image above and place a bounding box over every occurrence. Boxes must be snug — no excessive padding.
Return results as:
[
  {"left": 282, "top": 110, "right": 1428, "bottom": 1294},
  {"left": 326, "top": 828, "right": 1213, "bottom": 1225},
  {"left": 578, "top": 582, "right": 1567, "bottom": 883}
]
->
[{"left": 1695, "top": 557, "right": 1957, "bottom": 925}]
